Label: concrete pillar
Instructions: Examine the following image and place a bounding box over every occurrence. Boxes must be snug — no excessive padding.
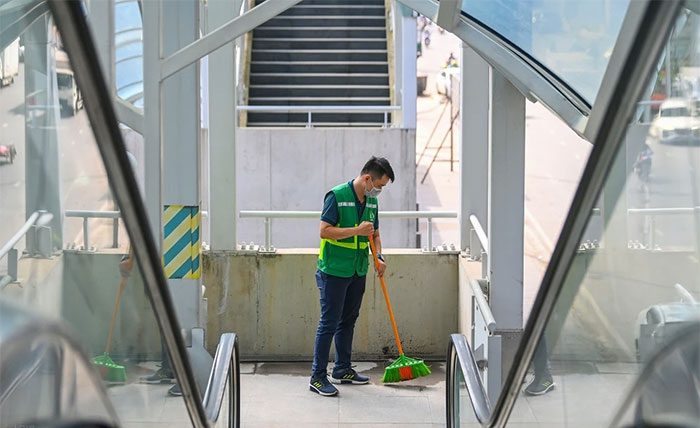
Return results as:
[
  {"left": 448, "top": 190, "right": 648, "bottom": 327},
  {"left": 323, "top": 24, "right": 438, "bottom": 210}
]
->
[
  {"left": 207, "top": 0, "right": 238, "bottom": 251},
  {"left": 161, "top": 0, "right": 201, "bottom": 331},
  {"left": 488, "top": 70, "right": 525, "bottom": 383},
  {"left": 459, "top": 43, "right": 489, "bottom": 252},
  {"left": 24, "top": 15, "right": 62, "bottom": 251}
]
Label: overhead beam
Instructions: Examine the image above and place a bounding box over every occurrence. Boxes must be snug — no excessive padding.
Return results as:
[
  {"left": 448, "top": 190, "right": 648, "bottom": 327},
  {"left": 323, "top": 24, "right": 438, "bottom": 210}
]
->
[
  {"left": 160, "top": 0, "right": 302, "bottom": 81},
  {"left": 436, "top": 0, "right": 461, "bottom": 32},
  {"left": 114, "top": 97, "right": 144, "bottom": 134}
]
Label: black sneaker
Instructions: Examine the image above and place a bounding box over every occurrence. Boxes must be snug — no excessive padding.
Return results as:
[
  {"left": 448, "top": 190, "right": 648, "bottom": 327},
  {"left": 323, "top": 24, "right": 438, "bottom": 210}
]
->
[
  {"left": 139, "top": 368, "right": 175, "bottom": 384},
  {"left": 524, "top": 376, "right": 555, "bottom": 396},
  {"left": 168, "top": 383, "right": 182, "bottom": 396},
  {"left": 309, "top": 376, "right": 338, "bottom": 396},
  {"left": 330, "top": 368, "right": 370, "bottom": 385}
]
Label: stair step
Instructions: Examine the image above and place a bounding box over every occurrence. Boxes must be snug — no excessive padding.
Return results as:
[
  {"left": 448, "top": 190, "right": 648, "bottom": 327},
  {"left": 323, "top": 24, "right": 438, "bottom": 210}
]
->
[
  {"left": 261, "top": 18, "right": 385, "bottom": 28},
  {"left": 247, "top": 112, "right": 391, "bottom": 123},
  {"left": 252, "top": 52, "right": 388, "bottom": 62},
  {"left": 253, "top": 39, "right": 387, "bottom": 50},
  {"left": 280, "top": 6, "right": 385, "bottom": 16},
  {"left": 253, "top": 28, "right": 386, "bottom": 39},
  {"left": 250, "top": 62, "right": 389, "bottom": 74},
  {"left": 249, "top": 86, "right": 389, "bottom": 98},
  {"left": 248, "top": 97, "right": 390, "bottom": 106},
  {"left": 250, "top": 74, "right": 389, "bottom": 86},
  {"left": 256, "top": 0, "right": 385, "bottom": 5}
]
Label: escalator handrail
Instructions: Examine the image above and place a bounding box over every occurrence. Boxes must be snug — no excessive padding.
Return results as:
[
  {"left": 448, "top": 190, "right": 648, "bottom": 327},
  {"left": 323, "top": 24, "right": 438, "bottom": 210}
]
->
[
  {"left": 608, "top": 322, "right": 700, "bottom": 427},
  {"left": 0, "top": 299, "right": 119, "bottom": 426},
  {"left": 447, "top": 333, "right": 491, "bottom": 426},
  {"left": 203, "top": 333, "right": 240, "bottom": 427}
]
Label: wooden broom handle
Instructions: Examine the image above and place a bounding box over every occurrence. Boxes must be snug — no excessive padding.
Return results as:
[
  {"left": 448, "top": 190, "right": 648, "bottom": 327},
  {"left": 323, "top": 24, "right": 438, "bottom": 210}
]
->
[
  {"left": 105, "top": 276, "right": 128, "bottom": 354},
  {"left": 369, "top": 235, "right": 404, "bottom": 355}
]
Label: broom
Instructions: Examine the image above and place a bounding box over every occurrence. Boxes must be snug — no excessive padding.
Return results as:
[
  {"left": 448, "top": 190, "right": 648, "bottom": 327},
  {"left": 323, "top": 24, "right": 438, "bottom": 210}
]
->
[
  {"left": 368, "top": 236, "right": 431, "bottom": 383},
  {"left": 92, "top": 264, "right": 129, "bottom": 384}
]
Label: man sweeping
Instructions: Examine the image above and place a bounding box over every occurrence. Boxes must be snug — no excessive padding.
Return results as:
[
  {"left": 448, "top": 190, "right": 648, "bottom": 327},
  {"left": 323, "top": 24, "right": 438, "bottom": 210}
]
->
[{"left": 309, "top": 156, "right": 395, "bottom": 396}]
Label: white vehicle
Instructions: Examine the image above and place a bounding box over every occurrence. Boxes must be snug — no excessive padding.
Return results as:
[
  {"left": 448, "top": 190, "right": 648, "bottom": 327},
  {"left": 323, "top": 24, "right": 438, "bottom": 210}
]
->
[
  {"left": 0, "top": 38, "right": 19, "bottom": 87},
  {"left": 56, "top": 50, "right": 82, "bottom": 116},
  {"left": 649, "top": 98, "right": 700, "bottom": 145}
]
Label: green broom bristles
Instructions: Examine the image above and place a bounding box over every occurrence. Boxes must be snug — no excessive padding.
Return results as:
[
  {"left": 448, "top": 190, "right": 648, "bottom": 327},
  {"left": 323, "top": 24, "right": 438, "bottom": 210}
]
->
[
  {"left": 382, "top": 354, "right": 431, "bottom": 383},
  {"left": 93, "top": 353, "right": 127, "bottom": 384}
]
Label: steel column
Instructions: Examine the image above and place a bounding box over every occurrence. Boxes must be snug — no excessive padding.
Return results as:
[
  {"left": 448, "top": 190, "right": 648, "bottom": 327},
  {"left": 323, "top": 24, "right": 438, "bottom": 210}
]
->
[
  {"left": 459, "top": 43, "right": 489, "bottom": 252},
  {"left": 161, "top": 0, "right": 201, "bottom": 331},
  {"left": 206, "top": 0, "right": 238, "bottom": 251},
  {"left": 488, "top": 69, "right": 525, "bottom": 383}
]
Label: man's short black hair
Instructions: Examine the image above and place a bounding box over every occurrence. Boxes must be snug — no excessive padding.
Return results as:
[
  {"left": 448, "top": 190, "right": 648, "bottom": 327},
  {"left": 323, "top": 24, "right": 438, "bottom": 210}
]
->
[{"left": 361, "top": 156, "right": 395, "bottom": 182}]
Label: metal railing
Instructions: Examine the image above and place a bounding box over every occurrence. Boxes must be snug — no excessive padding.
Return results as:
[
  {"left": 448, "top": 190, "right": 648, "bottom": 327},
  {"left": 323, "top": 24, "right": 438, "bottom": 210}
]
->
[
  {"left": 203, "top": 333, "right": 240, "bottom": 428},
  {"left": 446, "top": 333, "right": 491, "bottom": 427},
  {"left": 628, "top": 206, "right": 700, "bottom": 249},
  {"left": 468, "top": 214, "right": 489, "bottom": 279},
  {"left": 238, "top": 210, "right": 457, "bottom": 251},
  {"left": 0, "top": 211, "right": 54, "bottom": 289},
  {"left": 236, "top": 105, "right": 401, "bottom": 128},
  {"left": 65, "top": 210, "right": 121, "bottom": 250}
]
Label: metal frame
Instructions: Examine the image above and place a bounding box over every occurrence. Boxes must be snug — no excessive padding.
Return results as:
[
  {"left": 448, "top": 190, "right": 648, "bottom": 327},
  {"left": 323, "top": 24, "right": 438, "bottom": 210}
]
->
[
  {"left": 399, "top": 0, "right": 589, "bottom": 138},
  {"left": 48, "top": 3, "right": 209, "bottom": 427},
  {"left": 160, "top": 0, "right": 302, "bottom": 80},
  {"left": 489, "top": 2, "right": 683, "bottom": 427}
]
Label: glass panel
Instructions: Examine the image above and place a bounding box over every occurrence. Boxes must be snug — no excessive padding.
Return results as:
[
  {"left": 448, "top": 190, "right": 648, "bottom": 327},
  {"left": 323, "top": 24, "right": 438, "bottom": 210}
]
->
[
  {"left": 114, "top": 0, "right": 143, "bottom": 107},
  {"left": 0, "top": 7, "right": 191, "bottom": 427},
  {"left": 513, "top": 7, "right": 700, "bottom": 426},
  {"left": 460, "top": 0, "right": 629, "bottom": 104},
  {"left": 453, "top": 355, "right": 480, "bottom": 425}
]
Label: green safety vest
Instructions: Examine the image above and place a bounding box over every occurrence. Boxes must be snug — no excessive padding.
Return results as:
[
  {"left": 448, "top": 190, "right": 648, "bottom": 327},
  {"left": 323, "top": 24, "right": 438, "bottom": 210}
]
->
[{"left": 317, "top": 182, "right": 378, "bottom": 278}]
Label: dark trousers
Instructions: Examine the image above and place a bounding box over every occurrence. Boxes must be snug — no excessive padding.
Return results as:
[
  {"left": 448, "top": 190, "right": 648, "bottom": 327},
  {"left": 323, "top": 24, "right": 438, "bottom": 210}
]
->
[
  {"left": 533, "top": 337, "right": 551, "bottom": 379},
  {"left": 311, "top": 270, "right": 366, "bottom": 379}
]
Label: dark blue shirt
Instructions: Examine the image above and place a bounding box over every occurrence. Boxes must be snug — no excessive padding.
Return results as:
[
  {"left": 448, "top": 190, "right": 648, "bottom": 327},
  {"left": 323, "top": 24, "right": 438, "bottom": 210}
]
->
[{"left": 321, "top": 180, "right": 379, "bottom": 229}]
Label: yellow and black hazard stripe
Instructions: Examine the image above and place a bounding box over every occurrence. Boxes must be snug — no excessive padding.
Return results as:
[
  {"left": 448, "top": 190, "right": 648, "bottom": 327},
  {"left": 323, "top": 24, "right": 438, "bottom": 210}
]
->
[{"left": 163, "top": 204, "right": 201, "bottom": 279}]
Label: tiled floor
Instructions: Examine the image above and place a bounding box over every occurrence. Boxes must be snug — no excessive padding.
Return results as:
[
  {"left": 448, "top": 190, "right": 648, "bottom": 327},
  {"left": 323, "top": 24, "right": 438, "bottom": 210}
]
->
[
  {"left": 241, "top": 361, "right": 447, "bottom": 427},
  {"left": 105, "top": 360, "right": 640, "bottom": 427}
]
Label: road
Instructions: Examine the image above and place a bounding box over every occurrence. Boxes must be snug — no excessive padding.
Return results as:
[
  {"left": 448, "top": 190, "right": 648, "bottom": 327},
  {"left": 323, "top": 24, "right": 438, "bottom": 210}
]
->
[
  {"left": 0, "top": 63, "right": 115, "bottom": 258},
  {"left": 415, "top": 28, "right": 591, "bottom": 317}
]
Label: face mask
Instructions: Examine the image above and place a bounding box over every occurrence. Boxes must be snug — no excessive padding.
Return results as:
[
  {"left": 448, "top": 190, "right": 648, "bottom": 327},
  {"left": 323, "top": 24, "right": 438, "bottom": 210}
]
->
[{"left": 365, "top": 179, "right": 382, "bottom": 197}]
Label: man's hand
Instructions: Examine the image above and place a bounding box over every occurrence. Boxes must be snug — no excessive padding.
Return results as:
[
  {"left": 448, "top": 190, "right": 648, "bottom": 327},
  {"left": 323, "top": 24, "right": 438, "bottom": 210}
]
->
[
  {"left": 119, "top": 255, "right": 134, "bottom": 278},
  {"left": 376, "top": 259, "right": 387, "bottom": 277},
  {"left": 356, "top": 221, "right": 374, "bottom": 237}
]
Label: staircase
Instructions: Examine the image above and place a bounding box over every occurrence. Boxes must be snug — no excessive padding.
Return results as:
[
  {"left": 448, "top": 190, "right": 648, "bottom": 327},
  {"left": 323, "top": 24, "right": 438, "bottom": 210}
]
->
[{"left": 247, "top": 0, "right": 392, "bottom": 127}]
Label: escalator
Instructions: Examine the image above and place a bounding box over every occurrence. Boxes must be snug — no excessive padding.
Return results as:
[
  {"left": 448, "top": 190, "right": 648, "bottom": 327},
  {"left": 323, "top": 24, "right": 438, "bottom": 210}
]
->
[{"left": 443, "top": 1, "right": 700, "bottom": 426}]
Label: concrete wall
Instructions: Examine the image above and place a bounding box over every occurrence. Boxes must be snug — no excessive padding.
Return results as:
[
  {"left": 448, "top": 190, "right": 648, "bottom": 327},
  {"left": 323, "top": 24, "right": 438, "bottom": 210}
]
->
[
  {"left": 236, "top": 128, "right": 417, "bottom": 249},
  {"left": 203, "top": 249, "right": 458, "bottom": 360},
  {"left": 1, "top": 251, "right": 161, "bottom": 359}
]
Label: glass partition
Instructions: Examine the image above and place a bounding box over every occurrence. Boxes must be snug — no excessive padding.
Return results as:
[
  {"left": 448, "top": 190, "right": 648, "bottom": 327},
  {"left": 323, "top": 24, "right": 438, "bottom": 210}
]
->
[
  {"left": 0, "top": 4, "right": 191, "bottom": 426},
  {"left": 510, "top": 6, "right": 700, "bottom": 426},
  {"left": 460, "top": 0, "right": 629, "bottom": 104}
]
